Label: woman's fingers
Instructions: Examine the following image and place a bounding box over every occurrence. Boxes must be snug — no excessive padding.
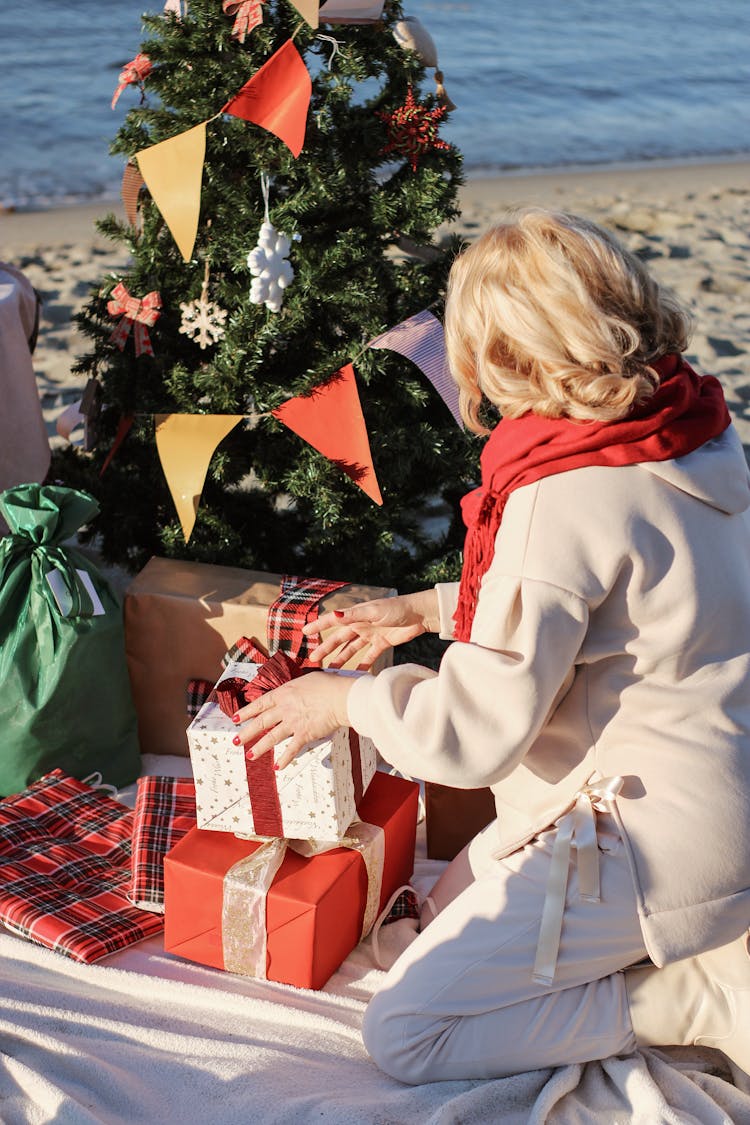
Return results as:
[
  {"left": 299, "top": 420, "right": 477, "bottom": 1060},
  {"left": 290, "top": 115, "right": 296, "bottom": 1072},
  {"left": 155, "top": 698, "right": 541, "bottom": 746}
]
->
[
  {"left": 232, "top": 670, "right": 354, "bottom": 770},
  {"left": 302, "top": 602, "right": 383, "bottom": 638},
  {"left": 301, "top": 611, "right": 338, "bottom": 636},
  {"left": 306, "top": 627, "right": 370, "bottom": 664},
  {"left": 319, "top": 633, "right": 371, "bottom": 668},
  {"left": 233, "top": 702, "right": 284, "bottom": 759},
  {"left": 326, "top": 635, "right": 373, "bottom": 669},
  {"left": 274, "top": 738, "right": 307, "bottom": 770}
]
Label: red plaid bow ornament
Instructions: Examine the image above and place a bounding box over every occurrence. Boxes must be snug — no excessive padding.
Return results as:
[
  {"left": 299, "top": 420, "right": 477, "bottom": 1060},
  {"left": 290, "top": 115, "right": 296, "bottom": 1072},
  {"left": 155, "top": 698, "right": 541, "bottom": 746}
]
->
[
  {"left": 111, "top": 53, "right": 153, "bottom": 110},
  {"left": 107, "top": 283, "right": 162, "bottom": 357},
  {"left": 222, "top": 0, "right": 265, "bottom": 43}
]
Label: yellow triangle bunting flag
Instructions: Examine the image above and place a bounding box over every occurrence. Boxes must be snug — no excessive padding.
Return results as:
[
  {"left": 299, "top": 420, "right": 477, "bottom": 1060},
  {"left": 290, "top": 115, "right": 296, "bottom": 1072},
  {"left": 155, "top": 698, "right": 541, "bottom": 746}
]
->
[
  {"left": 136, "top": 122, "right": 207, "bottom": 262},
  {"left": 155, "top": 413, "right": 245, "bottom": 541}
]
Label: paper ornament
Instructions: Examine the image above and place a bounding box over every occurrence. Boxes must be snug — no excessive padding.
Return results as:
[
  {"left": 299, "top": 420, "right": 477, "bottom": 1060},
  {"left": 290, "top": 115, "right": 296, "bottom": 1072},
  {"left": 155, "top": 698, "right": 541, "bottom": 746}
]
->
[
  {"left": 135, "top": 122, "right": 206, "bottom": 262},
  {"left": 155, "top": 414, "right": 245, "bottom": 541},
  {"left": 319, "top": 0, "right": 385, "bottom": 22},
  {"left": 111, "top": 54, "right": 152, "bottom": 111},
  {"left": 272, "top": 363, "right": 383, "bottom": 505},
  {"left": 392, "top": 16, "right": 456, "bottom": 110},
  {"left": 222, "top": 39, "right": 311, "bottom": 158},
  {"left": 378, "top": 87, "right": 450, "bottom": 172},
  {"left": 179, "top": 273, "right": 228, "bottom": 349},
  {"left": 222, "top": 0, "right": 265, "bottom": 43},
  {"left": 248, "top": 222, "right": 294, "bottom": 313},
  {"left": 369, "top": 310, "right": 462, "bottom": 427},
  {"left": 107, "top": 283, "right": 162, "bottom": 357}
]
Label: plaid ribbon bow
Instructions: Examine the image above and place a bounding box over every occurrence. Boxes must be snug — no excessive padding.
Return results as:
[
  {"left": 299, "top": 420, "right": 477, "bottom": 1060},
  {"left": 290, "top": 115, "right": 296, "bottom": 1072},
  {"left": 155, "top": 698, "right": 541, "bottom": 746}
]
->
[
  {"left": 222, "top": 0, "right": 265, "bottom": 42},
  {"left": 187, "top": 636, "right": 266, "bottom": 720},
  {"left": 111, "top": 53, "right": 153, "bottom": 110},
  {"left": 107, "top": 283, "right": 162, "bottom": 357},
  {"left": 267, "top": 575, "right": 348, "bottom": 665}
]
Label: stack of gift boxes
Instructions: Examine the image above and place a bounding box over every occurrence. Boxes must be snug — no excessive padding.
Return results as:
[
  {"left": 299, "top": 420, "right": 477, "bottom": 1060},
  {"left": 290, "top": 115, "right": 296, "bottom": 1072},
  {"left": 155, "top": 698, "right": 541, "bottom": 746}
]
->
[
  {"left": 164, "top": 655, "right": 419, "bottom": 989},
  {"left": 0, "top": 558, "right": 420, "bottom": 987},
  {"left": 129, "top": 559, "right": 419, "bottom": 988}
]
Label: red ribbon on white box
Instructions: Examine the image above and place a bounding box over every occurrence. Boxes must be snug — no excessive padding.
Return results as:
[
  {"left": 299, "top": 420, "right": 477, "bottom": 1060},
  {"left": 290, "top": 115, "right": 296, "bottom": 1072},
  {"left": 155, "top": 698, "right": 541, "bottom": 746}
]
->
[
  {"left": 189, "top": 636, "right": 375, "bottom": 839},
  {"left": 239, "top": 651, "right": 308, "bottom": 836},
  {"left": 221, "top": 820, "right": 385, "bottom": 978},
  {"left": 221, "top": 649, "right": 365, "bottom": 837}
]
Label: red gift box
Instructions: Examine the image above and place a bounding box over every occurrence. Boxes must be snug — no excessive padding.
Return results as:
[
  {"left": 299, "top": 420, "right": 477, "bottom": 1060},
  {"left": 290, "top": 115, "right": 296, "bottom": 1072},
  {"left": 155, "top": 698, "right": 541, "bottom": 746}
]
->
[{"left": 163, "top": 771, "right": 419, "bottom": 990}]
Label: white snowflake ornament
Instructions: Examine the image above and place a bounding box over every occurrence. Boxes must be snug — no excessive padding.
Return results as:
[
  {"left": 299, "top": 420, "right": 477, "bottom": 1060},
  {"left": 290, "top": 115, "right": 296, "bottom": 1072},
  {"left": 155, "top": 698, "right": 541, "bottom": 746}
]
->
[
  {"left": 247, "top": 220, "right": 295, "bottom": 313},
  {"left": 179, "top": 285, "right": 228, "bottom": 349}
]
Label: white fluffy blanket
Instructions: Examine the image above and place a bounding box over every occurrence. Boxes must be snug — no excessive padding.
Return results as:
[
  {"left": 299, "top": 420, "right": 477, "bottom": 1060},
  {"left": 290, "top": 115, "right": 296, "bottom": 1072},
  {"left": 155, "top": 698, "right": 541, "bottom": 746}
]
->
[{"left": 0, "top": 760, "right": 748, "bottom": 1125}]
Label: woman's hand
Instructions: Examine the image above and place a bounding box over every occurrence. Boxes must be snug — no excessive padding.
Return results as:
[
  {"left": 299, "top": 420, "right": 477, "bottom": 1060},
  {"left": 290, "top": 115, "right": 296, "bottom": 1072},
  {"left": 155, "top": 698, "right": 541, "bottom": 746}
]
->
[
  {"left": 233, "top": 671, "right": 354, "bottom": 769},
  {"left": 302, "top": 589, "right": 440, "bottom": 669}
]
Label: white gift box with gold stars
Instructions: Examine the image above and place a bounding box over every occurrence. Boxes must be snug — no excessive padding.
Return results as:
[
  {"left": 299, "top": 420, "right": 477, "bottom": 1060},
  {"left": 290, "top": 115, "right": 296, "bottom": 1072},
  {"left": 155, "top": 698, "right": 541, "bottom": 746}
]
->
[{"left": 188, "top": 662, "right": 378, "bottom": 841}]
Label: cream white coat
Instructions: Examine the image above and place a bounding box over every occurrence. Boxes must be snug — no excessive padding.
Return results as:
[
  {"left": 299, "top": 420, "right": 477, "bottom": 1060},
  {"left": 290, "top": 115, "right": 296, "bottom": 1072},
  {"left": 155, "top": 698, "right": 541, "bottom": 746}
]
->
[{"left": 348, "top": 424, "right": 750, "bottom": 966}]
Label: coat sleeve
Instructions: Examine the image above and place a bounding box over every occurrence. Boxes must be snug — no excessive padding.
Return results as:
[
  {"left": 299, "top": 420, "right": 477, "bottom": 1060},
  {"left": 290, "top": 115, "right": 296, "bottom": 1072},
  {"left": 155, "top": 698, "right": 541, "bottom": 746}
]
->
[
  {"left": 347, "top": 564, "right": 589, "bottom": 788},
  {"left": 434, "top": 581, "right": 460, "bottom": 639}
]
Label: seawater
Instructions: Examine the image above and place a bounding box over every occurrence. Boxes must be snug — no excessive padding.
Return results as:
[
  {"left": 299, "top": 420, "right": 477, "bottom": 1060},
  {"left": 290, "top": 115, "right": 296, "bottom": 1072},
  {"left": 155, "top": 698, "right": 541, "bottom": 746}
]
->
[{"left": 1, "top": 0, "right": 748, "bottom": 208}]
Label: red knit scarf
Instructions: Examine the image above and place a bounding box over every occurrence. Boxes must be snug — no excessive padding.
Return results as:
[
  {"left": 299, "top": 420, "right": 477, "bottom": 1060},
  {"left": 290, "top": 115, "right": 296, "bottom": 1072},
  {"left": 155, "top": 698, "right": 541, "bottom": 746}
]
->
[{"left": 453, "top": 355, "right": 731, "bottom": 641}]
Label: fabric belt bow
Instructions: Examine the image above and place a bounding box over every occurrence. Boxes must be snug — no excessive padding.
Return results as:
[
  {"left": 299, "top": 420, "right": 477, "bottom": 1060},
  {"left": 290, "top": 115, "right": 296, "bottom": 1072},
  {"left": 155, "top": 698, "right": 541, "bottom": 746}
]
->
[{"left": 532, "top": 775, "right": 624, "bottom": 986}]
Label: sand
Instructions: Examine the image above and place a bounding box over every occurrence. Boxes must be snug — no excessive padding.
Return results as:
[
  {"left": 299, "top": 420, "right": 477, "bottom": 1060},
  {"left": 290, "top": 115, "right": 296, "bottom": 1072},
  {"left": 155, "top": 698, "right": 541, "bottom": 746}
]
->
[{"left": 1, "top": 158, "right": 749, "bottom": 449}]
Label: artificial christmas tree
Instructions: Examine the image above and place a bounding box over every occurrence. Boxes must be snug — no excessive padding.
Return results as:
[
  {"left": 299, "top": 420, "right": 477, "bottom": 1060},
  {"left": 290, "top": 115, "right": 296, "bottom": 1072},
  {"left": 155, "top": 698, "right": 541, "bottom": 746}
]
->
[{"left": 53, "top": 0, "right": 479, "bottom": 594}]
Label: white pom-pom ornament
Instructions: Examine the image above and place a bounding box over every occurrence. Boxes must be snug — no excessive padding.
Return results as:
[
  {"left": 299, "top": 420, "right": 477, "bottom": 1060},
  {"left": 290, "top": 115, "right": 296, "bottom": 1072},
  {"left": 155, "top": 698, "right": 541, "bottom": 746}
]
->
[{"left": 247, "top": 220, "right": 294, "bottom": 313}]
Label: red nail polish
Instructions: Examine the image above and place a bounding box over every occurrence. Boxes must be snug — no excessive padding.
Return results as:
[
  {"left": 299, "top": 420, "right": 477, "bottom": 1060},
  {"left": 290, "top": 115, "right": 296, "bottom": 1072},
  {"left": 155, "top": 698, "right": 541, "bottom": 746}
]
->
[
  {"left": 333, "top": 610, "right": 345, "bottom": 619},
  {"left": 231, "top": 713, "right": 241, "bottom": 724},
  {"left": 273, "top": 763, "right": 280, "bottom": 771},
  {"left": 232, "top": 735, "right": 242, "bottom": 746},
  {"left": 246, "top": 749, "right": 254, "bottom": 761}
]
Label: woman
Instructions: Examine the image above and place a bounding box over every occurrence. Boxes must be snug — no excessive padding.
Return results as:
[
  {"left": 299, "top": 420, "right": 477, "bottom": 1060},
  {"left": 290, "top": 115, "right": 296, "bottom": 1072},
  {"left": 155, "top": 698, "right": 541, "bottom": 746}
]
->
[{"left": 234, "top": 210, "right": 750, "bottom": 1084}]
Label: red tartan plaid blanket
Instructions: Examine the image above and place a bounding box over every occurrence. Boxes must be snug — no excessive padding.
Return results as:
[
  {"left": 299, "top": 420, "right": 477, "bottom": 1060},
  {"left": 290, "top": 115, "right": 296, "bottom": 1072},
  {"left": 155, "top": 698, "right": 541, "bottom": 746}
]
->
[
  {"left": 128, "top": 775, "right": 197, "bottom": 912},
  {"left": 0, "top": 770, "right": 163, "bottom": 962}
]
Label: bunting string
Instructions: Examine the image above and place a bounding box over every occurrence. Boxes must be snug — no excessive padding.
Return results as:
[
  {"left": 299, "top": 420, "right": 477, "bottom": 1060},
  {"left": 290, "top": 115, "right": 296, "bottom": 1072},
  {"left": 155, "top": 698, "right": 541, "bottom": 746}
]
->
[{"left": 316, "top": 34, "right": 341, "bottom": 69}]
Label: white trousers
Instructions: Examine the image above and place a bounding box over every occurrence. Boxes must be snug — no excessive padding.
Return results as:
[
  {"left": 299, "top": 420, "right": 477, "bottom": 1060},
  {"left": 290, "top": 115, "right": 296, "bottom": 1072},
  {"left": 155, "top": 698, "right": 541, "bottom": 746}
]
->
[{"left": 362, "top": 812, "right": 648, "bottom": 1084}]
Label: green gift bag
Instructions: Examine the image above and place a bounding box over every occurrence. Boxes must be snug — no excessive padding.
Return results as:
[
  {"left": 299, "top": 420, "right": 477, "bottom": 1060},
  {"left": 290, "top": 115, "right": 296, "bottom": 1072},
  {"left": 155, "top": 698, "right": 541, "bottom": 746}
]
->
[{"left": 0, "top": 483, "right": 141, "bottom": 796}]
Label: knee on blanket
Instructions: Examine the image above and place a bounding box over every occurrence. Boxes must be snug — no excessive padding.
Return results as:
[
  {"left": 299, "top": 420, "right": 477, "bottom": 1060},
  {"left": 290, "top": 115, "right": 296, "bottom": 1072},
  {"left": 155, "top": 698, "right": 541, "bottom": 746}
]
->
[{"left": 362, "top": 991, "right": 452, "bottom": 1085}]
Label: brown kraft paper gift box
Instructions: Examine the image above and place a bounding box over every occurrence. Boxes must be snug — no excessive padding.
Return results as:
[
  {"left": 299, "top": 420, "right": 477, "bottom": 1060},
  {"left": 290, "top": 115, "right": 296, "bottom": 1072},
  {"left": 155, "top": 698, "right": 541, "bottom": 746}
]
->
[
  {"left": 124, "top": 556, "right": 395, "bottom": 758},
  {"left": 424, "top": 782, "right": 497, "bottom": 861}
]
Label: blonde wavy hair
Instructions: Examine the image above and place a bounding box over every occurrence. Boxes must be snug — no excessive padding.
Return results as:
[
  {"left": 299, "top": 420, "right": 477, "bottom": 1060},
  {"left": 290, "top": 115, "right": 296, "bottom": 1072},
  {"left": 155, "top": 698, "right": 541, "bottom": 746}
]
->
[{"left": 445, "top": 208, "right": 691, "bottom": 432}]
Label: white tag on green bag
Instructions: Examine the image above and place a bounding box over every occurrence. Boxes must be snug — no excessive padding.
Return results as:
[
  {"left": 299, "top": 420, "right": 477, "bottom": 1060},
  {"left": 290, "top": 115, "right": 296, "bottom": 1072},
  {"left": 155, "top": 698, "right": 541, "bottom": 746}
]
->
[{"left": 45, "top": 569, "right": 106, "bottom": 616}]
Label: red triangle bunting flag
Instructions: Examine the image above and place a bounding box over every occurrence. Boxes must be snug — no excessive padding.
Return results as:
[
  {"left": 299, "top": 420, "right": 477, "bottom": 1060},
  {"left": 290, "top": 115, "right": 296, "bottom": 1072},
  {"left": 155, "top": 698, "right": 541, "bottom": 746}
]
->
[
  {"left": 222, "top": 39, "right": 311, "bottom": 158},
  {"left": 272, "top": 363, "right": 383, "bottom": 505}
]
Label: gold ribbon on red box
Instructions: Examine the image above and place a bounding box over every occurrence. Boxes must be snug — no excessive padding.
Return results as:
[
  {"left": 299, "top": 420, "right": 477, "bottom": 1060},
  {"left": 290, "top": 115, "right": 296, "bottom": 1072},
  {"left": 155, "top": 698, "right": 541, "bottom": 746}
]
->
[{"left": 221, "top": 820, "right": 385, "bottom": 979}]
